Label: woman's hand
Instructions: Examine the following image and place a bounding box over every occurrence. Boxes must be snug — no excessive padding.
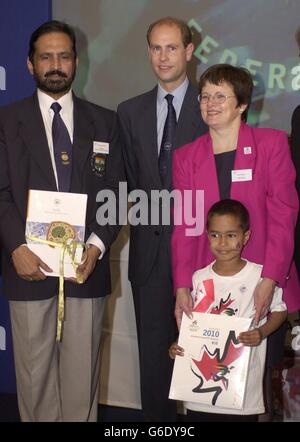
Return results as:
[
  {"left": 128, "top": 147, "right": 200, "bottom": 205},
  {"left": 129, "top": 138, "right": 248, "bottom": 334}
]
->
[
  {"left": 253, "top": 278, "right": 276, "bottom": 325},
  {"left": 175, "top": 288, "right": 193, "bottom": 330}
]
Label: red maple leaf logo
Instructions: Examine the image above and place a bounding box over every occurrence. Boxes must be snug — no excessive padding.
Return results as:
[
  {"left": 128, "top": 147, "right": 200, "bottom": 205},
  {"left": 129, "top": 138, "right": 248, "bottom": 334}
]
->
[
  {"left": 193, "top": 279, "right": 215, "bottom": 313},
  {"left": 211, "top": 293, "right": 235, "bottom": 316},
  {"left": 192, "top": 331, "right": 244, "bottom": 390}
]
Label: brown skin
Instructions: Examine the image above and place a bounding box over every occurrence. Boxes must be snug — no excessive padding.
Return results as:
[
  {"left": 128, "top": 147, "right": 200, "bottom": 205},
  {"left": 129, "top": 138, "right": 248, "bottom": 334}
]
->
[
  {"left": 12, "top": 246, "right": 53, "bottom": 282},
  {"left": 238, "top": 310, "right": 287, "bottom": 346},
  {"left": 175, "top": 222, "right": 276, "bottom": 328},
  {"left": 169, "top": 341, "right": 184, "bottom": 359},
  {"left": 12, "top": 32, "right": 100, "bottom": 284},
  {"left": 207, "top": 214, "right": 250, "bottom": 275},
  {"left": 68, "top": 244, "right": 101, "bottom": 284},
  {"left": 12, "top": 243, "right": 100, "bottom": 284},
  {"left": 27, "top": 31, "right": 78, "bottom": 100},
  {"left": 175, "top": 214, "right": 250, "bottom": 329},
  {"left": 172, "top": 215, "right": 287, "bottom": 356}
]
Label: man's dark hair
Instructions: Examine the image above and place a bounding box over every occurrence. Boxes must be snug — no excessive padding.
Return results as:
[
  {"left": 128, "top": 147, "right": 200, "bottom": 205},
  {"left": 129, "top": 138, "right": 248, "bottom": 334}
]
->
[
  {"left": 198, "top": 64, "right": 253, "bottom": 122},
  {"left": 147, "top": 17, "right": 192, "bottom": 48},
  {"left": 206, "top": 199, "right": 250, "bottom": 232},
  {"left": 28, "top": 20, "right": 77, "bottom": 62}
]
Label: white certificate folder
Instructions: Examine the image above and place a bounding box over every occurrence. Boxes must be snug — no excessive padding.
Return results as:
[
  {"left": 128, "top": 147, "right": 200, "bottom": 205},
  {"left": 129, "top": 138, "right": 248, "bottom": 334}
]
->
[
  {"left": 26, "top": 190, "right": 88, "bottom": 278},
  {"left": 169, "top": 312, "right": 252, "bottom": 410}
]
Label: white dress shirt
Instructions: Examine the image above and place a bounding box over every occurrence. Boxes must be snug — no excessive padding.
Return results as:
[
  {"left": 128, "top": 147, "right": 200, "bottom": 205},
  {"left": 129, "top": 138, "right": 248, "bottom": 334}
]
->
[
  {"left": 156, "top": 76, "right": 189, "bottom": 152},
  {"left": 37, "top": 89, "right": 105, "bottom": 257}
]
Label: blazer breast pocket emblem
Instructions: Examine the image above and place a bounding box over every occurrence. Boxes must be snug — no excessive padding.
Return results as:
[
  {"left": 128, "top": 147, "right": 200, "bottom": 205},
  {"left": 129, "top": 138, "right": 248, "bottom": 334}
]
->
[{"left": 91, "top": 152, "right": 106, "bottom": 177}]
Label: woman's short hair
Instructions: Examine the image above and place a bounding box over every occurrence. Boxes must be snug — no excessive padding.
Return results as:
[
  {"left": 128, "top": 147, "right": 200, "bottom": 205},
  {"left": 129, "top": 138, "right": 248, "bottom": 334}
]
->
[
  {"left": 198, "top": 64, "right": 253, "bottom": 122},
  {"left": 206, "top": 199, "right": 250, "bottom": 232}
]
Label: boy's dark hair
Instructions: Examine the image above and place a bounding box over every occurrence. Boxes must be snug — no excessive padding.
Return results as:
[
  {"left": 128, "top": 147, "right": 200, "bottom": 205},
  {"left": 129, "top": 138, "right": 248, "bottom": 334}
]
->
[
  {"left": 206, "top": 199, "right": 250, "bottom": 232},
  {"left": 28, "top": 20, "right": 77, "bottom": 63}
]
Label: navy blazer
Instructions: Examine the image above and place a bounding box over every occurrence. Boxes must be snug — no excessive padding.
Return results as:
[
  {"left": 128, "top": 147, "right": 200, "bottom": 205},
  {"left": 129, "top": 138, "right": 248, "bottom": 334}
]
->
[
  {"left": 0, "top": 92, "right": 124, "bottom": 301},
  {"left": 118, "top": 82, "right": 207, "bottom": 285}
]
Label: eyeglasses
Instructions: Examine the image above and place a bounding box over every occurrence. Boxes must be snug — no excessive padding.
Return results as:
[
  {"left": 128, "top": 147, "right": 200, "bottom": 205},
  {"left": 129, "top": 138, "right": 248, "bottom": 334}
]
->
[{"left": 198, "top": 93, "right": 236, "bottom": 104}]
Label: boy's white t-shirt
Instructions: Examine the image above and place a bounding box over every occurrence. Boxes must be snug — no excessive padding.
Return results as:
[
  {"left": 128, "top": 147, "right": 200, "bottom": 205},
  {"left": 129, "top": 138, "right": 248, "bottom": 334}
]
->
[{"left": 185, "top": 260, "right": 287, "bottom": 415}]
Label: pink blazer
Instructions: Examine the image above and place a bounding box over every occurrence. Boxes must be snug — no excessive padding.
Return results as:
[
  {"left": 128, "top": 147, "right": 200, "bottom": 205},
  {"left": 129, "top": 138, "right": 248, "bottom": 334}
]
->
[{"left": 172, "top": 123, "right": 300, "bottom": 312}]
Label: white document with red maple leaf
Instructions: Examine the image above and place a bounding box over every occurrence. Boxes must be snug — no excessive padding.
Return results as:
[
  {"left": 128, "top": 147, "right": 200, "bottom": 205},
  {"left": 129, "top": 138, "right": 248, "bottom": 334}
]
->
[{"left": 169, "top": 312, "right": 252, "bottom": 410}]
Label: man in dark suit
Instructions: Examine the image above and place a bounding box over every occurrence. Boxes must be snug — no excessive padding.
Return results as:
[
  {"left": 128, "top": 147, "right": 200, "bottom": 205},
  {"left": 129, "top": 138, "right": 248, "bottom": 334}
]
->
[
  {"left": 0, "top": 20, "right": 124, "bottom": 422},
  {"left": 118, "top": 17, "right": 207, "bottom": 421},
  {"left": 291, "top": 105, "right": 300, "bottom": 277}
]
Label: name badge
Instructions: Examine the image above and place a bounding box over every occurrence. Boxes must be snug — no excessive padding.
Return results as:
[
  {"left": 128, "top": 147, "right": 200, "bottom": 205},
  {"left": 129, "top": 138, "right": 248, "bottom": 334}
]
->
[
  {"left": 93, "top": 141, "right": 109, "bottom": 155},
  {"left": 231, "top": 169, "right": 252, "bottom": 182}
]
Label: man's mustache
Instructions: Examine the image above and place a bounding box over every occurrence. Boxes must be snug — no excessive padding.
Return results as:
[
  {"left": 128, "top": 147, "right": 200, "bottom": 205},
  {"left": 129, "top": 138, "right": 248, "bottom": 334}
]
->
[{"left": 45, "top": 70, "right": 67, "bottom": 78}]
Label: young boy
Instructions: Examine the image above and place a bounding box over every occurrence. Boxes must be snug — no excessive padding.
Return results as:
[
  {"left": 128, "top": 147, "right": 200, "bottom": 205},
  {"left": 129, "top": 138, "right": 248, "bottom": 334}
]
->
[{"left": 170, "top": 199, "right": 287, "bottom": 422}]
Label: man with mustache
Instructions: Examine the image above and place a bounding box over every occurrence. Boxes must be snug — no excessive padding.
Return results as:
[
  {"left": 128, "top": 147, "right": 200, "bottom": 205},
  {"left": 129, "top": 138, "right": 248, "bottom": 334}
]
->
[{"left": 0, "top": 20, "right": 124, "bottom": 421}]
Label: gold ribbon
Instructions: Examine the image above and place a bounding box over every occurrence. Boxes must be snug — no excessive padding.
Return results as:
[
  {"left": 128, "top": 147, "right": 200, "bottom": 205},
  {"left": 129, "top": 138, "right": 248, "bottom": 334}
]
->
[{"left": 26, "top": 236, "right": 87, "bottom": 341}]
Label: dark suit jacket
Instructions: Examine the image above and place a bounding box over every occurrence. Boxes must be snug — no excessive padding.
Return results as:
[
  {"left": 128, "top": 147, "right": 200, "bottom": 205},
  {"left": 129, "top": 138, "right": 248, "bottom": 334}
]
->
[
  {"left": 291, "top": 105, "right": 300, "bottom": 277},
  {"left": 0, "top": 92, "right": 124, "bottom": 301},
  {"left": 117, "top": 83, "right": 207, "bottom": 286}
]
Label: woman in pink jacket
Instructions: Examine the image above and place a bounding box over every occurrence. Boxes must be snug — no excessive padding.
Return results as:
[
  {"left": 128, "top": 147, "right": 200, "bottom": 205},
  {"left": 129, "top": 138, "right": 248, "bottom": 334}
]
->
[{"left": 172, "top": 64, "right": 300, "bottom": 327}]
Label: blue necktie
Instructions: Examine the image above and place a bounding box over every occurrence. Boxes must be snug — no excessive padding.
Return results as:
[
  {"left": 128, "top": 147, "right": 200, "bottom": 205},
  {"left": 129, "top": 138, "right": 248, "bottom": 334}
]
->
[
  {"left": 158, "top": 94, "right": 177, "bottom": 190},
  {"left": 51, "top": 102, "right": 72, "bottom": 192}
]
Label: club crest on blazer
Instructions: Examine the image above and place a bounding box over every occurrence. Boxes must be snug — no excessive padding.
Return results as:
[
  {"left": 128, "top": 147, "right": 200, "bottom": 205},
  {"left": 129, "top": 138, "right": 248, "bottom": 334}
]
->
[{"left": 91, "top": 152, "right": 106, "bottom": 177}]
